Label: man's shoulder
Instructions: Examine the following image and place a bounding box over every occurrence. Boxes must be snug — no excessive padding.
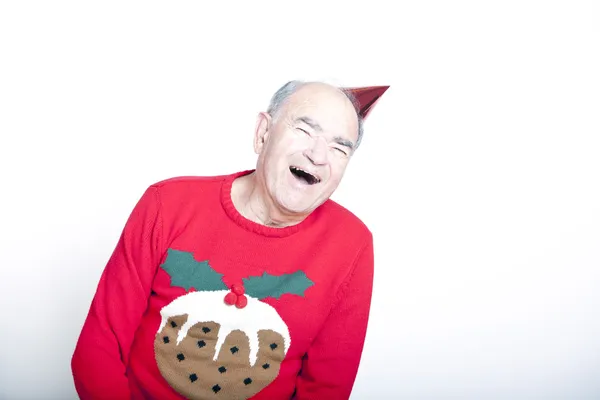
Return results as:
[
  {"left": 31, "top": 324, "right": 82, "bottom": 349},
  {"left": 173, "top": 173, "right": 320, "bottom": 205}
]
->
[
  {"left": 322, "top": 198, "right": 373, "bottom": 241},
  {"left": 146, "top": 169, "right": 250, "bottom": 194},
  {"left": 150, "top": 173, "right": 229, "bottom": 190},
  {"left": 133, "top": 170, "right": 248, "bottom": 211}
]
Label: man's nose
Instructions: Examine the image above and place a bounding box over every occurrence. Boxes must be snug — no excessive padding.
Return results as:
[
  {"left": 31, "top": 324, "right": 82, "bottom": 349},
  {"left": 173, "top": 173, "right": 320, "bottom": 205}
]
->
[{"left": 304, "top": 137, "right": 328, "bottom": 165}]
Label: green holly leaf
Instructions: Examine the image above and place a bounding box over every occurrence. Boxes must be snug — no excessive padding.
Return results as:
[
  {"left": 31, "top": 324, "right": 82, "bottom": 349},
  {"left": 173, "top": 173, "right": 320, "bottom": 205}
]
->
[
  {"left": 243, "top": 270, "right": 314, "bottom": 300},
  {"left": 160, "top": 248, "right": 228, "bottom": 292}
]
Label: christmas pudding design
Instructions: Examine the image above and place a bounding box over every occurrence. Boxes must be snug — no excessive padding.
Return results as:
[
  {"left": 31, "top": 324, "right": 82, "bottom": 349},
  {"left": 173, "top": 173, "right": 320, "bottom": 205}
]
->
[{"left": 154, "top": 249, "right": 314, "bottom": 400}]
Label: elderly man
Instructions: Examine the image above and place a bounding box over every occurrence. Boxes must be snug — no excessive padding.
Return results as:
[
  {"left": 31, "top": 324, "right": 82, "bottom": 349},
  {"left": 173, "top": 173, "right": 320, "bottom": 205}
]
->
[{"left": 71, "top": 80, "right": 388, "bottom": 400}]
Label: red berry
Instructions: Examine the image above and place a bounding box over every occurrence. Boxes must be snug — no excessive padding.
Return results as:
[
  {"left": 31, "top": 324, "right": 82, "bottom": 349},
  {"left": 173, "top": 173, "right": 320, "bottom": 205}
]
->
[
  {"left": 232, "top": 284, "right": 245, "bottom": 296},
  {"left": 224, "top": 292, "right": 237, "bottom": 305},
  {"left": 235, "top": 294, "right": 248, "bottom": 309}
]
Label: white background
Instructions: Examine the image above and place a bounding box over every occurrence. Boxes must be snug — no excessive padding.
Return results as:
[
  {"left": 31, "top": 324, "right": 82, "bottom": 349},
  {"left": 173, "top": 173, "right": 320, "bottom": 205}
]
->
[{"left": 1, "top": 1, "right": 599, "bottom": 399}]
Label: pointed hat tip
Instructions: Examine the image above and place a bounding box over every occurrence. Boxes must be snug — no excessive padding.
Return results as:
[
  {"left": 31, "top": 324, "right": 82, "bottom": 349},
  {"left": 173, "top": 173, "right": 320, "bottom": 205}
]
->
[{"left": 344, "top": 85, "right": 390, "bottom": 119}]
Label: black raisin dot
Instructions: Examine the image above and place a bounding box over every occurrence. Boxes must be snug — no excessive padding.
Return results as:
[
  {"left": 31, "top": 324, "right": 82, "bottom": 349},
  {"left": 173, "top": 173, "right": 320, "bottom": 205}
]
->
[
  {"left": 270, "top": 343, "right": 278, "bottom": 350},
  {"left": 244, "top": 378, "right": 252, "bottom": 385},
  {"left": 230, "top": 346, "right": 239, "bottom": 354},
  {"left": 262, "top": 363, "right": 270, "bottom": 369},
  {"left": 218, "top": 366, "right": 227, "bottom": 373},
  {"left": 212, "top": 384, "right": 221, "bottom": 393},
  {"left": 163, "top": 336, "right": 170, "bottom": 344},
  {"left": 202, "top": 327, "right": 211, "bottom": 333},
  {"left": 189, "top": 373, "right": 198, "bottom": 382},
  {"left": 177, "top": 353, "right": 185, "bottom": 361},
  {"left": 197, "top": 340, "right": 206, "bottom": 348},
  {"left": 170, "top": 321, "right": 177, "bottom": 328}
]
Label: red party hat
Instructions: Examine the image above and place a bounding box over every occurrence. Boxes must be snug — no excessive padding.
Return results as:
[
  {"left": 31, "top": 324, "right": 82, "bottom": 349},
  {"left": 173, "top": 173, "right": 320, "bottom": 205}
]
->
[{"left": 344, "top": 85, "right": 390, "bottom": 119}]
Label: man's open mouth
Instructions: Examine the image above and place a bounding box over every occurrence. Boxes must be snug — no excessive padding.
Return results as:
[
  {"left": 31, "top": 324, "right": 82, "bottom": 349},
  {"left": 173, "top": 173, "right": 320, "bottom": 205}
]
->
[{"left": 289, "top": 166, "right": 321, "bottom": 185}]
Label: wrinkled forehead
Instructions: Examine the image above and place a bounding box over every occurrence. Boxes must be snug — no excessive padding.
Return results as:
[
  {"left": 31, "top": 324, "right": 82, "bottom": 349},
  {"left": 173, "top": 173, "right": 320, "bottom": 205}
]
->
[{"left": 283, "top": 85, "right": 359, "bottom": 140}]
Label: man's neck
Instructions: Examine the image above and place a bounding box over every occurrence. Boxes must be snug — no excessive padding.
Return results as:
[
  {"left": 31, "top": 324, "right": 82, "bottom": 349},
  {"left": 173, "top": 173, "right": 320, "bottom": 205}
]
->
[{"left": 231, "top": 172, "right": 306, "bottom": 228}]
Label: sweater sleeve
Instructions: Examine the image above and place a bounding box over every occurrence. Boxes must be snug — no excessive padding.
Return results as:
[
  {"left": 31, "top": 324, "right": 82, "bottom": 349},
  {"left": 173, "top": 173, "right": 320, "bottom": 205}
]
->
[
  {"left": 71, "top": 185, "right": 163, "bottom": 400},
  {"left": 293, "top": 235, "right": 375, "bottom": 400}
]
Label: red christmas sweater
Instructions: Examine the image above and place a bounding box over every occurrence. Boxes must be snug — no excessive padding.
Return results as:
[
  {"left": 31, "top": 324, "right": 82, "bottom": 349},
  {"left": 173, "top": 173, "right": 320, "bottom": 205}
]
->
[{"left": 71, "top": 169, "right": 374, "bottom": 400}]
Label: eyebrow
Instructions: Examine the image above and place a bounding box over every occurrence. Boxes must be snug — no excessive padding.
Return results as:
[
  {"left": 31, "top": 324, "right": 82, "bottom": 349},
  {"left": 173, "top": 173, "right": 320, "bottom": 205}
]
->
[
  {"left": 334, "top": 136, "right": 355, "bottom": 150},
  {"left": 295, "top": 116, "right": 323, "bottom": 132},
  {"left": 295, "top": 116, "right": 355, "bottom": 150}
]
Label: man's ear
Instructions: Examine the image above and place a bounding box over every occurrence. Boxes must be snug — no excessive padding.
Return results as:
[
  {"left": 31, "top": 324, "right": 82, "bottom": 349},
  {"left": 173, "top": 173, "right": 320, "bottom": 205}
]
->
[{"left": 254, "top": 111, "right": 272, "bottom": 154}]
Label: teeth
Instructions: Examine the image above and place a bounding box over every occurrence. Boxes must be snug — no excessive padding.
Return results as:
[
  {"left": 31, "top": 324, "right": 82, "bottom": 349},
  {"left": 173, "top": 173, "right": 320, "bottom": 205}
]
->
[
  {"left": 290, "top": 166, "right": 304, "bottom": 175},
  {"left": 290, "top": 166, "right": 320, "bottom": 183}
]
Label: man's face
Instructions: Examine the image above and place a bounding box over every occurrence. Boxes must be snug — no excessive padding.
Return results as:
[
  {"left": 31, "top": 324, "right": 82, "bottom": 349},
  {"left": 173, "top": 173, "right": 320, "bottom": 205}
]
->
[{"left": 254, "top": 83, "right": 359, "bottom": 216}]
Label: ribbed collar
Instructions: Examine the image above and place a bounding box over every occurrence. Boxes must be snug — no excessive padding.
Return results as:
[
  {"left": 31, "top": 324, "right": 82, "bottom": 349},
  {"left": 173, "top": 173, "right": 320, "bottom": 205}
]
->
[{"left": 220, "top": 169, "right": 320, "bottom": 238}]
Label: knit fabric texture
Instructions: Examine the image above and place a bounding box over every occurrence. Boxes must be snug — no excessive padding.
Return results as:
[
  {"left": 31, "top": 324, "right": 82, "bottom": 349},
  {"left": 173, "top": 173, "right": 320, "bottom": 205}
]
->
[{"left": 71, "top": 169, "right": 374, "bottom": 400}]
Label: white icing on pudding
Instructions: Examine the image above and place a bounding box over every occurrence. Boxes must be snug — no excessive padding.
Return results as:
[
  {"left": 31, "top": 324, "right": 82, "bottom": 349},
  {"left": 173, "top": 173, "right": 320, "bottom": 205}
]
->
[{"left": 157, "top": 290, "right": 291, "bottom": 367}]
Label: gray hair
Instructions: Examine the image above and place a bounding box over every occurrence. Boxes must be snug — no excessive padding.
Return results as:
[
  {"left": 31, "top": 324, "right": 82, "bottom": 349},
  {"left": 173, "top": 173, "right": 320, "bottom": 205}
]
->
[{"left": 266, "top": 80, "right": 366, "bottom": 150}]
